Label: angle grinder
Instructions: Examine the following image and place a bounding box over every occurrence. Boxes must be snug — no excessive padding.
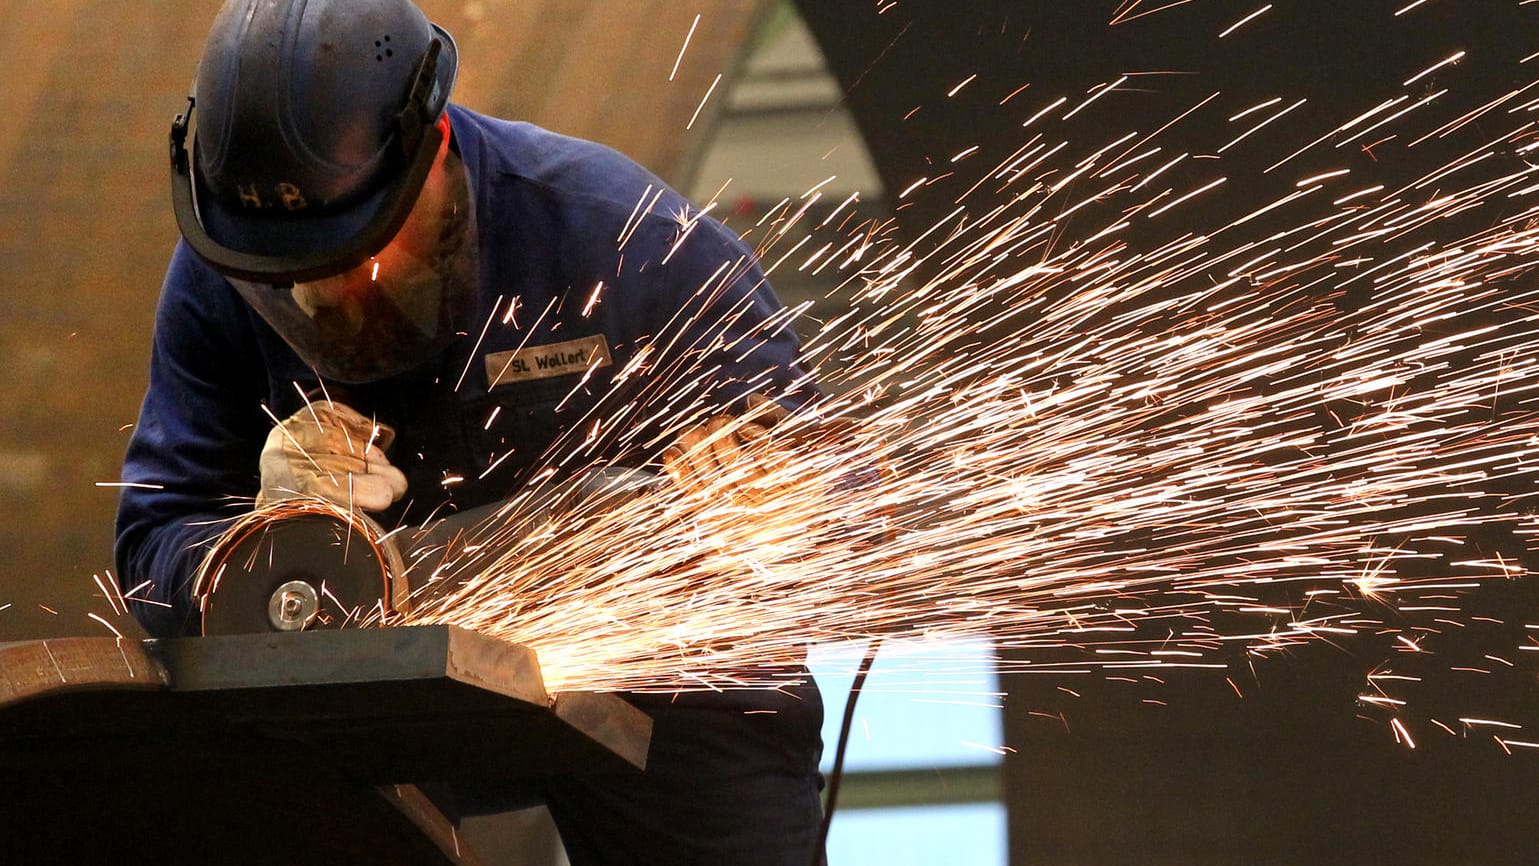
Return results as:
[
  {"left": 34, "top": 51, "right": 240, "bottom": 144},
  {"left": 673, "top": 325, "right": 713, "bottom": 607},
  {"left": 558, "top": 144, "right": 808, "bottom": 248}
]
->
[{"left": 193, "top": 467, "right": 662, "bottom": 636}]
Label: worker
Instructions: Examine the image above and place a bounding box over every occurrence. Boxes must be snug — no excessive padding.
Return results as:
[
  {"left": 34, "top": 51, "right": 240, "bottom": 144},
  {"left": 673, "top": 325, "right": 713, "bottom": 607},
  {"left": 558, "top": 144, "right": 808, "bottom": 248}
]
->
[{"left": 113, "top": 0, "right": 826, "bottom": 862}]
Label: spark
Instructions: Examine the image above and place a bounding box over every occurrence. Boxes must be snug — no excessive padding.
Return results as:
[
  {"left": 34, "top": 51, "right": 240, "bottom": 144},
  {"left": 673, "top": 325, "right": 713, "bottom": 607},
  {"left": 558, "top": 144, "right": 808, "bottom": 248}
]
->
[
  {"left": 456, "top": 295, "right": 506, "bottom": 391},
  {"left": 1219, "top": 5, "right": 1273, "bottom": 39},
  {"left": 803, "top": 176, "right": 839, "bottom": 199},
  {"left": 582, "top": 281, "right": 606, "bottom": 317},
  {"left": 1022, "top": 96, "right": 1068, "bottom": 130},
  {"left": 121, "top": 579, "right": 154, "bottom": 600},
  {"left": 87, "top": 612, "right": 125, "bottom": 640},
  {"left": 1297, "top": 169, "right": 1350, "bottom": 187},
  {"left": 948, "top": 74, "right": 978, "bottom": 98},
  {"left": 92, "top": 572, "right": 128, "bottom": 618},
  {"left": 960, "top": 741, "right": 1016, "bottom": 756},
  {"left": 1110, "top": 0, "right": 1197, "bottom": 26},
  {"left": 1334, "top": 90, "right": 1448, "bottom": 151},
  {"left": 686, "top": 73, "right": 724, "bottom": 131},
  {"left": 1145, "top": 175, "right": 1227, "bottom": 217},
  {"left": 821, "top": 192, "right": 862, "bottom": 228},
  {"left": 661, "top": 212, "right": 702, "bottom": 264},
  {"left": 1063, "top": 76, "right": 1129, "bottom": 120},
  {"left": 1218, "top": 98, "right": 1307, "bottom": 153},
  {"left": 1405, "top": 51, "right": 1467, "bottom": 87},
  {"left": 1230, "top": 98, "right": 1283, "bottom": 122},
  {"left": 1000, "top": 83, "right": 1031, "bottom": 105},
  {"left": 1458, "top": 717, "right": 1522, "bottom": 729},
  {"left": 669, "top": 14, "right": 701, "bottom": 82},
  {"left": 617, "top": 185, "right": 664, "bottom": 249},
  {"left": 1333, "top": 185, "right": 1385, "bottom": 205}
]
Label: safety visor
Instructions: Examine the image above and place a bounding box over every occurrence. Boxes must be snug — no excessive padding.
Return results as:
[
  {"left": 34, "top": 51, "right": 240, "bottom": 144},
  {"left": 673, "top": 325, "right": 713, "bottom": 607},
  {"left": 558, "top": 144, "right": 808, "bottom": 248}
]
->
[
  {"left": 169, "top": 37, "right": 455, "bottom": 285},
  {"left": 229, "top": 146, "right": 480, "bottom": 384}
]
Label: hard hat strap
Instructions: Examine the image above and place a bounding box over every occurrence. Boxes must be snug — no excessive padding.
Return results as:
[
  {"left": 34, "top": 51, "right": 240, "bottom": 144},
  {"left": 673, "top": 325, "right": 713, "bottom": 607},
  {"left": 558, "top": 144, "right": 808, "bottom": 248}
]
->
[{"left": 394, "top": 39, "right": 443, "bottom": 161}]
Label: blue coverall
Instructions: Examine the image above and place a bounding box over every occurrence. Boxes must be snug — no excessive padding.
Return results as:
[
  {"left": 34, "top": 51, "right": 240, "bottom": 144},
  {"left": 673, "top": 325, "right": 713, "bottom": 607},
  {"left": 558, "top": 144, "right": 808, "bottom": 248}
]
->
[{"left": 116, "top": 104, "right": 825, "bottom": 865}]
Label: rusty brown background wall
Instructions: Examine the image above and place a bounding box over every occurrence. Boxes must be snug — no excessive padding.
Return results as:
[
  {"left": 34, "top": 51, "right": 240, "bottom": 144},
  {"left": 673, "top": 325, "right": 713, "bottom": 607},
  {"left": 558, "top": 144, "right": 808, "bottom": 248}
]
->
[{"left": 0, "top": 0, "right": 770, "bottom": 641}]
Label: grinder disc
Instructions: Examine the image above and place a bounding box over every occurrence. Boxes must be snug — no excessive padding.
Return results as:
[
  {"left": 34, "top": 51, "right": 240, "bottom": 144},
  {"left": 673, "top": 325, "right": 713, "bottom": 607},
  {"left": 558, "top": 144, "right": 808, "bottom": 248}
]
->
[{"left": 195, "top": 502, "right": 406, "bottom": 636}]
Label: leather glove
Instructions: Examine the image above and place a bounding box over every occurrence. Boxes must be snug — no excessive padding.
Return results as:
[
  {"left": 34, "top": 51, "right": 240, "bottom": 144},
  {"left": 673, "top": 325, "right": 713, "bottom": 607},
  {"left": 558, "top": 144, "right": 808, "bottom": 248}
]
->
[
  {"left": 661, "top": 394, "right": 791, "bottom": 505},
  {"left": 661, "top": 395, "right": 897, "bottom": 547},
  {"left": 257, "top": 401, "right": 408, "bottom": 512}
]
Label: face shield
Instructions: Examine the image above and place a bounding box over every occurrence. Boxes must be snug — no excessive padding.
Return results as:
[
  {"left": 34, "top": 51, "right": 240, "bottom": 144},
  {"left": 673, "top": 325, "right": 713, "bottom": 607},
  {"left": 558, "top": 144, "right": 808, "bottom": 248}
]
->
[{"left": 230, "top": 147, "right": 479, "bottom": 384}]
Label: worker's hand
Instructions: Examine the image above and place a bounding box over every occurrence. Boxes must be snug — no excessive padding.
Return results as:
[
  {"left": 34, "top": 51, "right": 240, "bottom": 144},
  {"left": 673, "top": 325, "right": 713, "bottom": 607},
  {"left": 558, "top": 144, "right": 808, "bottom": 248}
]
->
[
  {"left": 257, "top": 401, "right": 408, "bottom": 512},
  {"left": 661, "top": 394, "right": 791, "bottom": 505}
]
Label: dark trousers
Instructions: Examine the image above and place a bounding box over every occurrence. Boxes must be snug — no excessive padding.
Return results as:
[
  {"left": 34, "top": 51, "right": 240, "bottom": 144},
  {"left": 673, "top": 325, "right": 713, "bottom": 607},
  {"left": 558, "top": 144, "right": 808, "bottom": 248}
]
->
[{"left": 455, "top": 678, "right": 826, "bottom": 865}]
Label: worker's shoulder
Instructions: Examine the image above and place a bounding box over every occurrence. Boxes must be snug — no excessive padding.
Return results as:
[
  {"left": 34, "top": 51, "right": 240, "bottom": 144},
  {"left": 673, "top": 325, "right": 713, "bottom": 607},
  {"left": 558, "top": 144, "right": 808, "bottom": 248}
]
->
[
  {"left": 448, "top": 104, "right": 688, "bottom": 218},
  {"left": 161, "top": 241, "right": 248, "bottom": 320},
  {"left": 154, "top": 241, "right": 273, "bottom": 368}
]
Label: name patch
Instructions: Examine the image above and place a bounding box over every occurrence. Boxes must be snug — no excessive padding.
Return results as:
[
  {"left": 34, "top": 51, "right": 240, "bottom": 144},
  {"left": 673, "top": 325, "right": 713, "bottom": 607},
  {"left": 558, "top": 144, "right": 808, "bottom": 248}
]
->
[{"left": 485, "top": 335, "right": 613, "bottom": 387}]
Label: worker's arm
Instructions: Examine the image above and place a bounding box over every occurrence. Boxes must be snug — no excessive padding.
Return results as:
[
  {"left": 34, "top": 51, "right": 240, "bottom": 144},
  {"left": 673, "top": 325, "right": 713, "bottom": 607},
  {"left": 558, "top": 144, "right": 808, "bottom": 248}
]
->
[
  {"left": 114, "top": 244, "right": 272, "bottom": 636},
  {"left": 646, "top": 201, "right": 819, "bottom": 423},
  {"left": 645, "top": 213, "right": 893, "bottom": 531},
  {"left": 640, "top": 203, "right": 881, "bottom": 508}
]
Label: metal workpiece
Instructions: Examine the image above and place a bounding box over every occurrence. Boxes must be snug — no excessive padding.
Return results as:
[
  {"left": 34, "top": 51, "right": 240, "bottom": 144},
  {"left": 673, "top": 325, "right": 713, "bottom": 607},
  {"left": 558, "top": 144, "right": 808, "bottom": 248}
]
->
[
  {"left": 0, "top": 627, "right": 651, "bottom": 865},
  {"left": 148, "top": 625, "right": 651, "bottom": 780},
  {"left": 0, "top": 634, "right": 166, "bottom": 703}
]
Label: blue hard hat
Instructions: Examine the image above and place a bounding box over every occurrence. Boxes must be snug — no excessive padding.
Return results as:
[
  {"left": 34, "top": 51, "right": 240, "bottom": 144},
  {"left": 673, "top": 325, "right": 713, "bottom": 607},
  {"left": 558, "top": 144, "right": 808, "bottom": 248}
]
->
[{"left": 170, "top": 0, "right": 459, "bottom": 284}]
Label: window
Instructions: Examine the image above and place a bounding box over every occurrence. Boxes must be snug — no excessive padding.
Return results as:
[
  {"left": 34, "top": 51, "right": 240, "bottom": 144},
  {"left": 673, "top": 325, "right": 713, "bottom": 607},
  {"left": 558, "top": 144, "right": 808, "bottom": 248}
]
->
[{"left": 811, "top": 640, "right": 1007, "bottom": 865}]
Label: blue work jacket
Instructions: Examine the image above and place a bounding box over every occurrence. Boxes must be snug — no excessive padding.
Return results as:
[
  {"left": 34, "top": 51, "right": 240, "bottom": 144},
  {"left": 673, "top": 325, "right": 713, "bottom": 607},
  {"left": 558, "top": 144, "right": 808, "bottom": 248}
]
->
[{"left": 116, "top": 105, "right": 814, "bottom": 637}]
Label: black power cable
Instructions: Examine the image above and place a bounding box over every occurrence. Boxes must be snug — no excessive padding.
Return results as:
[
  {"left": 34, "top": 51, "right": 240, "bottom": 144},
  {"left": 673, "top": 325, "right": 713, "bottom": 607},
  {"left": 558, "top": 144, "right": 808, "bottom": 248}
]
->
[{"left": 815, "top": 639, "right": 881, "bottom": 865}]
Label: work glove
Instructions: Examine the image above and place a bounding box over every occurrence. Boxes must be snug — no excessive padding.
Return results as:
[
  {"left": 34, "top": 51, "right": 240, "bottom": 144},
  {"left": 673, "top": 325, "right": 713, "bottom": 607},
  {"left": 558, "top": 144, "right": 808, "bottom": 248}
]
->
[
  {"left": 660, "top": 394, "right": 792, "bottom": 507},
  {"left": 661, "top": 395, "right": 895, "bottom": 551},
  {"left": 257, "top": 401, "right": 408, "bottom": 512}
]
